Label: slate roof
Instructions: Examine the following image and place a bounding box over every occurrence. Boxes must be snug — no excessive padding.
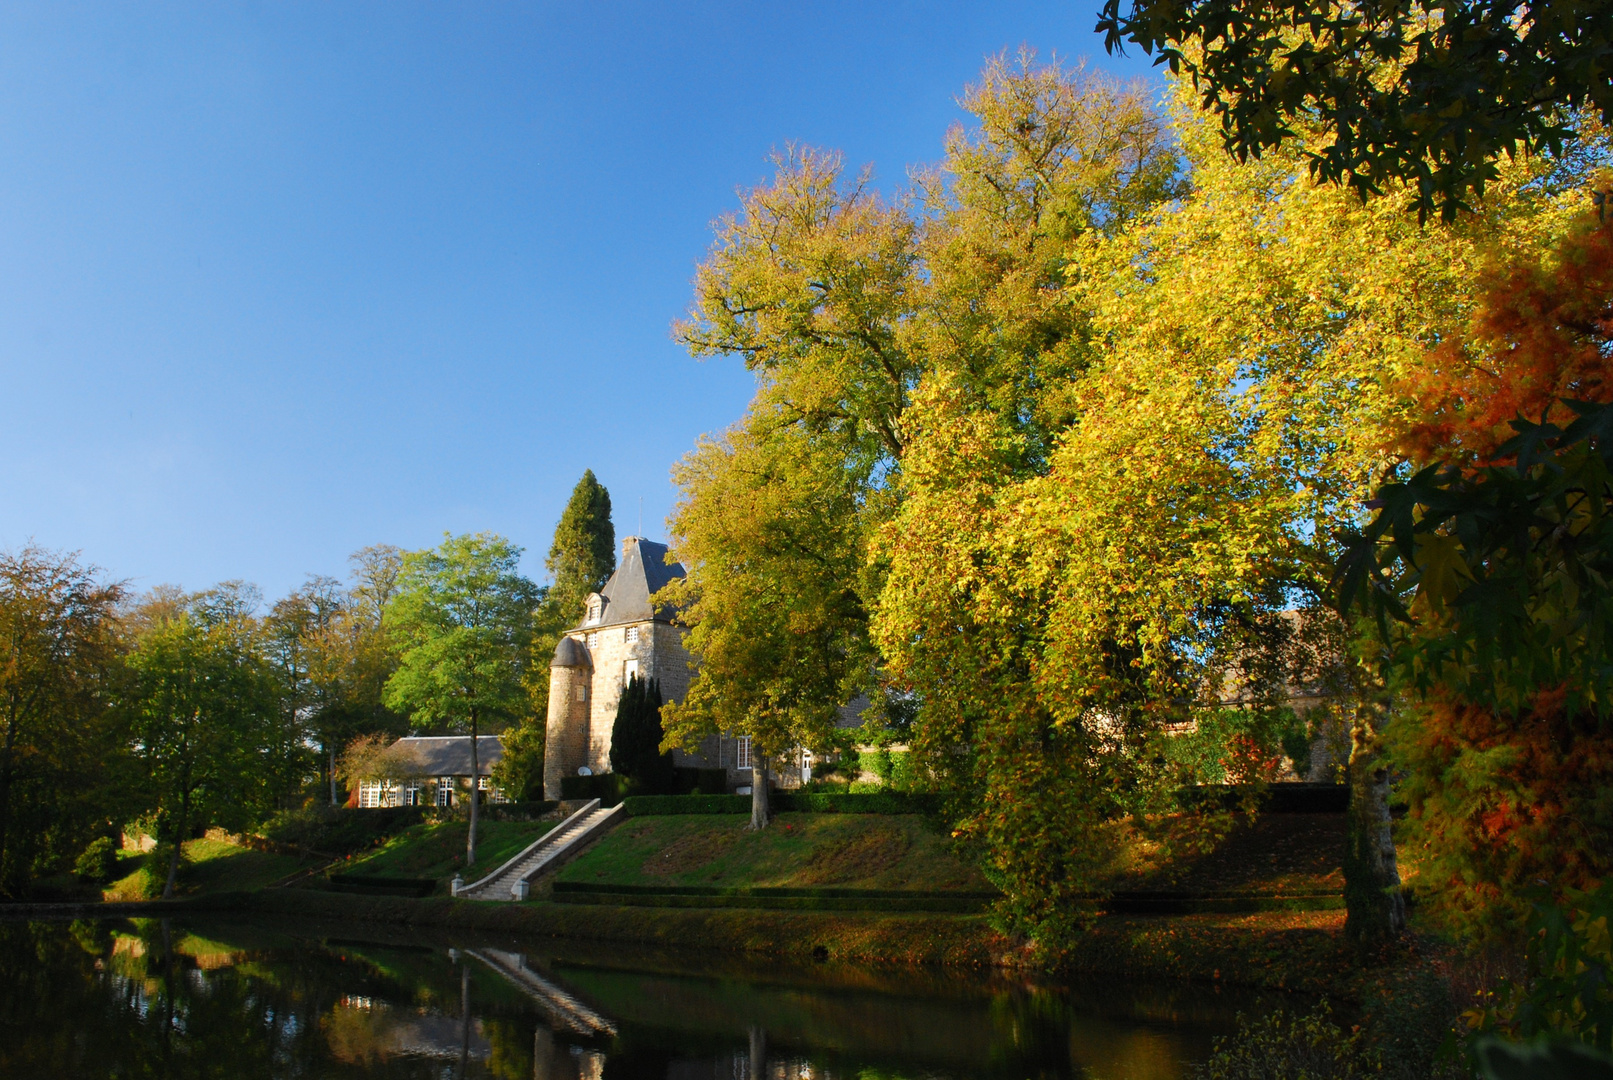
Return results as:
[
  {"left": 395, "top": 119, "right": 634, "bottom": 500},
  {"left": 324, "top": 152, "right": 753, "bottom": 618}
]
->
[
  {"left": 388, "top": 735, "right": 503, "bottom": 777},
  {"left": 582, "top": 537, "right": 686, "bottom": 630},
  {"left": 551, "top": 635, "right": 591, "bottom": 669}
]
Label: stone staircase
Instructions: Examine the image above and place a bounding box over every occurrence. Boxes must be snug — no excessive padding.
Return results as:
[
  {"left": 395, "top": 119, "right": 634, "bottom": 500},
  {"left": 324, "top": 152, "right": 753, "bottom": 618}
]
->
[{"left": 454, "top": 799, "right": 623, "bottom": 902}]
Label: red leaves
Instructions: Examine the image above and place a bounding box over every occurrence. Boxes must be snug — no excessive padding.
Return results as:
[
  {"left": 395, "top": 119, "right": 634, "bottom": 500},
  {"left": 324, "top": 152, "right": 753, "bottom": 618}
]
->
[{"left": 1400, "top": 220, "right": 1613, "bottom": 466}]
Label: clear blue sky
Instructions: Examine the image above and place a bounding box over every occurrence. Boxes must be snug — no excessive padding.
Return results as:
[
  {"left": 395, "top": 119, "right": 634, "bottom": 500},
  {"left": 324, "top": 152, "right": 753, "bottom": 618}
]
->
[{"left": 0, "top": 2, "right": 1159, "bottom": 600}]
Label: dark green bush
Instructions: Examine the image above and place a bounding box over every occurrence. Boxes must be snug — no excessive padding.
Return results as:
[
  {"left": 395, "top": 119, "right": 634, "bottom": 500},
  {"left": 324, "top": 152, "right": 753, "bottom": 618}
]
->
[
  {"left": 672, "top": 766, "right": 729, "bottom": 795},
  {"left": 1194, "top": 1005, "right": 1368, "bottom": 1080},
  {"left": 73, "top": 837, "right": 119, "bottom": 883},
  {"left": 621, "top": 791, "right": 945, "bottom": 816},
  {"left": 259, "top": 805, "right": 424, "bottom": 854},
  {"left": 560, "top": 772, "right": 632, "bottom": 806}
]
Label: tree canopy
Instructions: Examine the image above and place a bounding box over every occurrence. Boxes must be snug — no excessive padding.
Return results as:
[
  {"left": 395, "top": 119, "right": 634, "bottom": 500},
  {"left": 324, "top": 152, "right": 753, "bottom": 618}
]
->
[
  {"left": 384, "top": 532, "right": 537, "bottom": 865},
  {"left": 1098, "top": 0, "right": 1613, "bottom": 220}
]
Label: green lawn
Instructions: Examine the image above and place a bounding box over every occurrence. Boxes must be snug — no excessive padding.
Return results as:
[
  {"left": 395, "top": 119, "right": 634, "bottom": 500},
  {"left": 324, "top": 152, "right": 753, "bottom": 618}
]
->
[
  {"left": 340, "top": 819, "right": 553, "bottom": 882},
  {"left": 104, "top": 836, "right": 309, "bottom": 900},
  {"left": 556, "top": 813, "right": 993, "bottom": 892}
]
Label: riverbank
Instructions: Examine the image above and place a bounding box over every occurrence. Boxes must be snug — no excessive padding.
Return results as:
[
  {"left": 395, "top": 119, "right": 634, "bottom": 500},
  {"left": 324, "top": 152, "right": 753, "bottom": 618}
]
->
[{"left": 152, "top": 886, "right": 1396, "bottom": 1001}]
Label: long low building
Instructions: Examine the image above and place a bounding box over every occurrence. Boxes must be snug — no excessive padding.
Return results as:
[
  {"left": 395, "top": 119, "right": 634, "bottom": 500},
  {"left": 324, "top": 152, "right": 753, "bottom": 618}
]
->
[{"left": 354, "top": 734, "right": 507, "bottom": 808}]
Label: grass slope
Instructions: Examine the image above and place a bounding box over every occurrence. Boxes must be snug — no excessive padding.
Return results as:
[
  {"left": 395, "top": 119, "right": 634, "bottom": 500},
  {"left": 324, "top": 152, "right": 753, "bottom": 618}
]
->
[
  {"left": 104, "top": 836, "right": 308, "bottom": 900},
  {"left": 557, "top": 813, "right": 991, "bottom": 892},
  {"left": 340, "top": 820, "right": 553, "bottom": 882}
]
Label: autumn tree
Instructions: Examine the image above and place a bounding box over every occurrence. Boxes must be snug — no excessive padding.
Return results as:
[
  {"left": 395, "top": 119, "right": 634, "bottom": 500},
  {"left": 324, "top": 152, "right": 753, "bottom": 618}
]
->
[
  {"left": 1335, "top": 219, "right": 1613, "bottom": 941},
  {"left": 384, "top": 533, "right": 537, "bottom": 866},
  {"left": 661, "top": 425, "right": 874, "bottom": 828},
  {"left": 0, "top": 547, "right": 126, "bottom": 896}
]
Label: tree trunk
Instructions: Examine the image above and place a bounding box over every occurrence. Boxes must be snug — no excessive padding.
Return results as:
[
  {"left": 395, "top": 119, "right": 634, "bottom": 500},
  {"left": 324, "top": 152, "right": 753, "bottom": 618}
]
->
[
  {"left": 162, "top": 796, "right": 187, "bottom": 900},
  {"left": 1344, "top": 723, "right": 1405, "bottom": 946},
  {"left": 748, "top": 746, "right": 771, "bottom": 831},
  {"left": 466, "top": 715, "right": 479, "bottom": 867}
]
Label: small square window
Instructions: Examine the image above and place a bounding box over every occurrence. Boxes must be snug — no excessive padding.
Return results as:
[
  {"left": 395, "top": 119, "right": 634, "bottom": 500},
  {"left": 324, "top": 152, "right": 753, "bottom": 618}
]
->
[
  {"left": 586, "top": 632, "right": 599, "bottom": 649},
  {"left": 626, "top": 626, "right": 639, "bottom": 644}
]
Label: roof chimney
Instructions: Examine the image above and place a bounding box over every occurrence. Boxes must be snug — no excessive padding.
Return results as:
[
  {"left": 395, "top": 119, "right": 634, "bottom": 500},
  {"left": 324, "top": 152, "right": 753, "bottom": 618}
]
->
[{"left": 622, "top": 536, "right": 640, "bottom": 555}]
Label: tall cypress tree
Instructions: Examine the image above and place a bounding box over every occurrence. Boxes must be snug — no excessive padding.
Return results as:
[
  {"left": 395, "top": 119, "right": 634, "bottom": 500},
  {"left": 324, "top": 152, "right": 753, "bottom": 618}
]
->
[
  {"left": 499, "top": 472, "right": 617, "bottom": 800},
  {"left": 546, "top": 470, "right": 616, "bottom": 623},
  {"left": 610, "top": 675, "right": 673, "bottom": 794}
]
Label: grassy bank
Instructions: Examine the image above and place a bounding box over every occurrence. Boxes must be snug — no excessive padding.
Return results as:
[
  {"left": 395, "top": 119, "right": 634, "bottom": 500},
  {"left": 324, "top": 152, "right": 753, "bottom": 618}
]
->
[
  {"left": 339, "top": 819, "right": 554, "bottom": 883},
  {"left": 556, "top": 813, "right": 991, "bottom": 892},
  {"left": 103, "top": 835, "right": 311, "bottom": 900},
  {"left": 226, "top": 888, "right": 1004, "bottom": 967}
]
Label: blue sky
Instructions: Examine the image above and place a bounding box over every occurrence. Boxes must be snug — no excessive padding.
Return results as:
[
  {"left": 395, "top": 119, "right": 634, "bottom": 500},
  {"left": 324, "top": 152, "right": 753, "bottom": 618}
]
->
[{"left": 0, "top": 2, "right": 1159, "bottom": 600}]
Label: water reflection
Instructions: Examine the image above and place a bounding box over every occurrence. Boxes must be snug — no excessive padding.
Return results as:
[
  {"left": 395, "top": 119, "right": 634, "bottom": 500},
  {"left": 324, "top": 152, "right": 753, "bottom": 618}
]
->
[{"left": 0, "top": 916, "right": 1267, "bottom": 1079}]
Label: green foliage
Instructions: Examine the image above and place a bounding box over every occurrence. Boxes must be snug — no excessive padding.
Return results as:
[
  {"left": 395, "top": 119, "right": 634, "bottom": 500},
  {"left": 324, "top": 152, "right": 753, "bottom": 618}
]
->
[
  {"left": 527, "top": 471, "right": 614, "bottom": 724},
  {"left": 1473, "top": 1037, "right": 1613, "bottom": 1080},
  {"left": 621, "top": 791, "right": 946, "bottom": 816},
  {"left": 491, "top": 719, "right": 544, "bottom": 802},
  {"left": 72, "top": 837, "right": 118, "bottom": 883},
  {"left": 1193, "top": 1004, "right": 1369, "bottom": 1080},
  {"left": 560, "top": 772, "right": 632, "bottom": 805},
  {"left": 546, "top": 469, "right": 615, "bottom": 618},
  {"left": 1098, "top": 0, "right": 1613, "bottom": 221},
  {"left": 0, "top": 546, "right": 128, "bottom": 895},
  {"left": 258, "top": 805, "right": 424, "bottom": 855},
  {"left": 610, "top": 676, "right": 673, "bottom": 794},
  {"left": 385, "top": 532, "right": 539, "bottom": 735},
  {"left": 122, "top": 612, "right": 282, "bottom": 897},
  {"left": 1478, "top": 880, "right": 1613, "bottom": 1053},
  {"left": 1337, "top": 403, "right": 1613, "bottom": 720}
]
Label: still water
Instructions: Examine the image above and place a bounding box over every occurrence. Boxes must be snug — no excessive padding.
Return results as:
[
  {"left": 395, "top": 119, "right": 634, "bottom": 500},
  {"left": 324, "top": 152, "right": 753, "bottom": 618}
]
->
[{"left": 0, "top": 917, "right": 1267, "bottom": 1079}]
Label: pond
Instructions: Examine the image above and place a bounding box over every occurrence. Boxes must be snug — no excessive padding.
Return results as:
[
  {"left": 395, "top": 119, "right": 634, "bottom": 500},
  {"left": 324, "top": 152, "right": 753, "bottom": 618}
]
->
[{"left": 0, "top": 916, "right": 1270, "bottom": 1079}]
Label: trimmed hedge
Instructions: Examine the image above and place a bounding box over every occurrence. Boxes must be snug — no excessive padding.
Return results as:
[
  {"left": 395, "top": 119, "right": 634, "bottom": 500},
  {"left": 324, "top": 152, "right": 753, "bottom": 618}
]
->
[
  {"left": 560, "top": 773, "right": 631, "bottom": 805},
  {"left": 326, "top": 873, "right": 437, "bottom": 899},
  {"left": 620, "top": 791, "right": 946, "bottom": 816},
  {"left": 614, "top": 786, "right": 1339, "bottom": 818},
  {"left": 550, "top": 890, "right": 990, "bottom": 913},
  {"left": 552, "top": 881, "right": 998, "bottom": 899}
]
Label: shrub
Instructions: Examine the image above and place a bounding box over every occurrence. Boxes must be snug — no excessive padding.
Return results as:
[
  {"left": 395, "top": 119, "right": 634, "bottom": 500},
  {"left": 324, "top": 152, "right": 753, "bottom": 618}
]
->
[
  {"left": 620, "top": 791, "right": 946, "bottom": 816},
  {"left": 1194, "top": 1005, "right": 1368, "bottom": 1080},
  {"left": 73, "top": 837, "right": 119, "bottom": 883},
  {"left": 258, "top": 805, "right": 424, "bottom": 854},
  {"left": 560, "top": 772, "right": 631, "bottom": 805}
]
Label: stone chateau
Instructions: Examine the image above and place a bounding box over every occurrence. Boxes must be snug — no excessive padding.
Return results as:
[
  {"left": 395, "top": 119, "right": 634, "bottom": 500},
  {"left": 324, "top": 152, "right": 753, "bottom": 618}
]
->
[{"left": 543, "top": 536, "right": 755, "bottom": 800}]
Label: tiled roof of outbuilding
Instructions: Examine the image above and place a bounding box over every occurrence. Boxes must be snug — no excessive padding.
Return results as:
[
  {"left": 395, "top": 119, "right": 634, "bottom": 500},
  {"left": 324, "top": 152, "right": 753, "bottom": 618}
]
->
[{"left": 388, "top": 735, "right": 503, "bottom": 777}]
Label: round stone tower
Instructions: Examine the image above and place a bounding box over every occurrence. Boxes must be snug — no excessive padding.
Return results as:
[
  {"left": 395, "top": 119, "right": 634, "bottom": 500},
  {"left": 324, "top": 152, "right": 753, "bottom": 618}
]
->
[{"left": 543, "top": 635, "right": 593, "bottom": 800}]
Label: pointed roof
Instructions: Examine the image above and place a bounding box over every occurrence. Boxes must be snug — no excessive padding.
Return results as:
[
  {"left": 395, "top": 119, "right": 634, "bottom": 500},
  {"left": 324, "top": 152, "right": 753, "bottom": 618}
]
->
[{"left": 579, "top": 537, "right": 685, "bottom": 630}]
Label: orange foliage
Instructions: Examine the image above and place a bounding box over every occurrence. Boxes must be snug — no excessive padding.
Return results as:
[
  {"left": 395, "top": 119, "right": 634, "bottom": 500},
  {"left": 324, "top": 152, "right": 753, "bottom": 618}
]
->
[
  {"left": 1392, "top": 686, "right": 1613, "bottom": 938},
  {"left": 1400, "top": 220, "right": 1613, "bottom": 464}
]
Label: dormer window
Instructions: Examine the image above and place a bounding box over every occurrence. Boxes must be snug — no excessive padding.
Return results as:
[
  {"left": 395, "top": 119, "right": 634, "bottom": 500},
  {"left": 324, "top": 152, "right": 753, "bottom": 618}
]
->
[{"left": 585, "top": 594, "right": 604, "bottom": 625}]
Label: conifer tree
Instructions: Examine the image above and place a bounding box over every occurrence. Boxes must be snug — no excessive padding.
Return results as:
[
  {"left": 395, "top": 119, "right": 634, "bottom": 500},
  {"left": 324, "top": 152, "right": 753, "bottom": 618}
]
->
[
  {"left": 497, "top": 472, "right": 616, "bottom": 800},
  {"left": 610, "top": 675, "right": 673, "bottom": 794}
]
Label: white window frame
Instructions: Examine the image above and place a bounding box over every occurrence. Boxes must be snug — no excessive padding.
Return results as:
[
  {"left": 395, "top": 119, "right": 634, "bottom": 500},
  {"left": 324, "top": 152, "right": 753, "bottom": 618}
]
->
[
  {"left": 586, "top": 631, "right": 599, "bottom": 649},
  {"left": 625, "top": 625, "right": 639, "bottom": 644},
  {"left": 436, "top": 777, "right": 454, "bottom": 807},
  {"left": 736, "top": 736, "right": 752, "bottom": 771},
  {"left": 624, "top": 659, "right": 640, "bottom": 685}
]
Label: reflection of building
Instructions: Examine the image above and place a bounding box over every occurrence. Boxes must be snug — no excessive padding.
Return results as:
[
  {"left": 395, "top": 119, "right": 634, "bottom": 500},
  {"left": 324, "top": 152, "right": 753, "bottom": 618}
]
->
[{"left": 355, "top": 735, "right": 508, "bottom": 808}]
